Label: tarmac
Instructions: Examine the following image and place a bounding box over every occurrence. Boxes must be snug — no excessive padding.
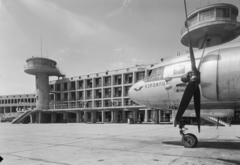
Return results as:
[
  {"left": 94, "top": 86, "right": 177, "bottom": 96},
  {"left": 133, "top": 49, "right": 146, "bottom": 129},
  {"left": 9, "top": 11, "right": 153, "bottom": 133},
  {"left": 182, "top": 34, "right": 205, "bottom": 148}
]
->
[{"left": 0, "top": 123, "right": 239, "bottom": 165}]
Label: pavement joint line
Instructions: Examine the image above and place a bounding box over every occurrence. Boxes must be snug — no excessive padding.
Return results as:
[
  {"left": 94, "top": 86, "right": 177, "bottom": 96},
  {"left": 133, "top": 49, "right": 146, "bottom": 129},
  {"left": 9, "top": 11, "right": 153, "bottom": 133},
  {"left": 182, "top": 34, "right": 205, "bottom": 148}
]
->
[
  {"left": 168, "top": 157, "right": 180, "bottom": 165},
  {"left": 0, "top": 127, "right": 162, "bottom": 140},
  {"left": 0, "top": 132, "right": 151, "bottom": 155},
  {"left": 1, "top": 145, "right": 224, "bottom": 165},
  {"left": 2, "top": 133, "right": 239, "bottom": 155},
  {"left": 5, "top": 153, "right": 71, "bottom": 165},
  {"left": 33, "top": 142, "right": 238, "bottom": 163}
]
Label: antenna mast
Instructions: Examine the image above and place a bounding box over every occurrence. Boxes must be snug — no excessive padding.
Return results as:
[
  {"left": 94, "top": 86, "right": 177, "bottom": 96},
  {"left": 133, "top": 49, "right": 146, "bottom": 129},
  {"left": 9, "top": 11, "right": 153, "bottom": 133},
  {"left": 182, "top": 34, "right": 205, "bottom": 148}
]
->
[{"left": 41, "top": 37, "right": 42, "bottom": 57}]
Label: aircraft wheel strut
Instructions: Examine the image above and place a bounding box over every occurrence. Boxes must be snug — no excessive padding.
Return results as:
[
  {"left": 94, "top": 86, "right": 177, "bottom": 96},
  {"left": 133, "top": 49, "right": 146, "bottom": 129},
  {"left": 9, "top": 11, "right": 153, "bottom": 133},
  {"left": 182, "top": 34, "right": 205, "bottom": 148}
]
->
[{"left": 181, "top": 133, "right": 198, "bottom": 148}]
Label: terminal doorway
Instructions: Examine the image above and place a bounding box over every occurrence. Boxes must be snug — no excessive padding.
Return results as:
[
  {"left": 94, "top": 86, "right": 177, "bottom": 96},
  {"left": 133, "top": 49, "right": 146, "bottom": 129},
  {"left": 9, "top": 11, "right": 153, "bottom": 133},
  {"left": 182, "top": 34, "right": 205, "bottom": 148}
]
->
[
  {"left": 160, "top": 110, "right": 172, "bottom": 122},
  {"left": 97, "top": 112, "right": 102, "bottom": 122},
  {"left": 56, "top": 113, "right": 63, "bottom": 123},
  {"left": 68, "top": 113, "right": 76, "bottom": 123},
  {"left": 105, "top": 111, "right": 111, "bottom": 122},
  {"left": 139, "top": 111, "right": 145, "bottom": 123}
]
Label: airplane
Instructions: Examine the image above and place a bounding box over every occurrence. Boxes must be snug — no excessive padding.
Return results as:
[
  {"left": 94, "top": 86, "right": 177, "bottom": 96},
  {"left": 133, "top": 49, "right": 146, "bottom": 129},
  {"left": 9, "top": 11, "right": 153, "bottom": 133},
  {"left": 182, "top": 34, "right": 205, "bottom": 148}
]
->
[{"left": 128, "top": 0, "right": 240, "bottom": 148}]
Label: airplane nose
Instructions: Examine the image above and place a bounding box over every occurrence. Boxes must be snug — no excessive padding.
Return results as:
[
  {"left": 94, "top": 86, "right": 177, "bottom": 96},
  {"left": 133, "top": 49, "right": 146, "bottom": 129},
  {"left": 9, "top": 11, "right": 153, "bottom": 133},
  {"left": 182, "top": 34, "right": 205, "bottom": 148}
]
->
[{"left": 129, "top": 80, "right": 145, "bottom": 103}]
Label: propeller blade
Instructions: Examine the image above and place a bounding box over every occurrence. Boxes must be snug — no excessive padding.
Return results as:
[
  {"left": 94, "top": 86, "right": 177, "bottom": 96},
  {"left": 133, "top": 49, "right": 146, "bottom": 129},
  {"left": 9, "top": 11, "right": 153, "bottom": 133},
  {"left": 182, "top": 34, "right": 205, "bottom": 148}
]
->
[
  {"left": 197, "top": 33, "right": 208, "bottom": 71},
  {"left": 184, "top": 0, "right": 197, "bottom": 72},
  {"left": 174, "top": 81, "right": 196, "bottom": 127},
  {"left": 194, "top": 85, "right": 201, "bottom": 132}
]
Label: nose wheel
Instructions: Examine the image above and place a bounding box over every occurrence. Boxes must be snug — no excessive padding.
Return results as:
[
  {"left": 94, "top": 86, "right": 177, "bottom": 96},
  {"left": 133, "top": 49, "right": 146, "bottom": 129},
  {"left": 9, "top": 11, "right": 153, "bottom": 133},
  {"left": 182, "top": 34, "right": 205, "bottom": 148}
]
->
[{"left": 179, "top": 121, "right": 198, "bottom": 148}]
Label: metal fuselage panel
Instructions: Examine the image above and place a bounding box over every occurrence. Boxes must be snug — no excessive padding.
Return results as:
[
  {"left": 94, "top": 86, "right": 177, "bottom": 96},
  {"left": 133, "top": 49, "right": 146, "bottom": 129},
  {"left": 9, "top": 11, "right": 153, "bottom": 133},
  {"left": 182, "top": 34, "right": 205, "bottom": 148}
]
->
[{"left": 129, "top": 42, "right": 240, "bottom": 111}]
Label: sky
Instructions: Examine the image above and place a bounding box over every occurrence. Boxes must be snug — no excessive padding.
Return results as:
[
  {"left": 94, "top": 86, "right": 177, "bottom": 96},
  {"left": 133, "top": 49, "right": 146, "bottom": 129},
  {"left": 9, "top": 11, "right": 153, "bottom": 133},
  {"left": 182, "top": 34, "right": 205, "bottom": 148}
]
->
[{"left": 1, "top": 0, "right": 240, "bottom": 95}]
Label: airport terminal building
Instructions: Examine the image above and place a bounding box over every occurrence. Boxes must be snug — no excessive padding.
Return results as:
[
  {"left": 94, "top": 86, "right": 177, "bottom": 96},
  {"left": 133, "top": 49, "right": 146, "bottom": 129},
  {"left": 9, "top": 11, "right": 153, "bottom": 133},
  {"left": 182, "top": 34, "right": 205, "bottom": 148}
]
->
[{"left": 0, "top": 63, "right": 173, "bottom": 124}]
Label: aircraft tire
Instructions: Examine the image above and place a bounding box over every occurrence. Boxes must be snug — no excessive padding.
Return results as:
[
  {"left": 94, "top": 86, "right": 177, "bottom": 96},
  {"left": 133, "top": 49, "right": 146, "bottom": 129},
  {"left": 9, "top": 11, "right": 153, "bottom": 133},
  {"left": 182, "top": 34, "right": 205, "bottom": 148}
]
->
[{"left": 181, "top": 133, "right": 198, "bottom": 148}]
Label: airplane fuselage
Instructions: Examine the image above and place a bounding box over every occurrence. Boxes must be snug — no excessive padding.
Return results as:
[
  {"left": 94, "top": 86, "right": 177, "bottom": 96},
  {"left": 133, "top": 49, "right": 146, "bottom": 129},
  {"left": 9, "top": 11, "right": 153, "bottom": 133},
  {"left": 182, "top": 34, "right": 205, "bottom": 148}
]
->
[{"left": 129, "top": 42, "right": 240, "bottom": 116}]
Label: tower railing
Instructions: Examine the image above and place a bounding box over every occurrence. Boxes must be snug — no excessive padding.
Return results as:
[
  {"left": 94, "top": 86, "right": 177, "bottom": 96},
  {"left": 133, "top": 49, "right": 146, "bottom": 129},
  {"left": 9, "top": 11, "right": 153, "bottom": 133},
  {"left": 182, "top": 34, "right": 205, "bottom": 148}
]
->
[{"left": 181, "top": 15, "right": 240, "bottom": 37}]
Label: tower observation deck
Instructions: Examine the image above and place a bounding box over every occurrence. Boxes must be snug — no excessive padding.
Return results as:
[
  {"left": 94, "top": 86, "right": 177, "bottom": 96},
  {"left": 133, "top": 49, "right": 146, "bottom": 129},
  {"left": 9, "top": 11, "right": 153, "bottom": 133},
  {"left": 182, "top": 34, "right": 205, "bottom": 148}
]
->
[
  {"left": 24, "top": 57, "right": 65, "bottom": 110},
  {"left": 181, "top": 3, "right": 240, "bottom": 48}
]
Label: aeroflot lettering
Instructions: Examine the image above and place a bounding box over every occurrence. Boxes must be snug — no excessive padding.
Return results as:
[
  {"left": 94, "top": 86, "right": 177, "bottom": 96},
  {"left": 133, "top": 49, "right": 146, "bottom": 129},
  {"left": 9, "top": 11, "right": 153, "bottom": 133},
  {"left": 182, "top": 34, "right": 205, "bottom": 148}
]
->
[{"left": 145, "top": 80, "right": 166, "bottom": 88}]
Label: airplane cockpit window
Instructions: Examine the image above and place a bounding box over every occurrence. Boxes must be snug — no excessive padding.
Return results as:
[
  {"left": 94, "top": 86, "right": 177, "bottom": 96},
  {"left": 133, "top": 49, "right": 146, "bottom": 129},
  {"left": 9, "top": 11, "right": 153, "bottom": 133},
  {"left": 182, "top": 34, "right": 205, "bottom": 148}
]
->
[
  {"left": 147, "top": 70, "right": 152, "bottom": 76},
  {"left": 174, "top": 65, "right": 185, "bottom": 75},
  {"left": 146, "top": 67, "right": 164, "bottom": 81}
]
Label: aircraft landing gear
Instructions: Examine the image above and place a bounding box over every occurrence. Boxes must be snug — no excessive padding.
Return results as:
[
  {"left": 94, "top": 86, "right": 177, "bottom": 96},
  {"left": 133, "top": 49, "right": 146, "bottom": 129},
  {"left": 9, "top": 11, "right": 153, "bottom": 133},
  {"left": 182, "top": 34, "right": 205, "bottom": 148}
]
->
[{"left": 179, "top": 121, "right": 198, "bottom": 148}]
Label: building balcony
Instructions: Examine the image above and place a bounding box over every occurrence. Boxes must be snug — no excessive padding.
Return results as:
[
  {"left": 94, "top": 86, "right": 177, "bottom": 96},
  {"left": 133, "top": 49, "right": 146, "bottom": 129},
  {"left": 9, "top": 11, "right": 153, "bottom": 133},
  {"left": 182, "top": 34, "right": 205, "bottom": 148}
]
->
[
  {"left": 86, "top": 96, "right": 92, "bottom": 100},
  {"left": 78, "top": 97, "right": 84, "bottom": 100},
  {"left": 69, "top": 98, "right": 76, "bottom": 101},
  {"left": 94, "top": 103, "right": 102, "bottom": 107},
  {"left": 95, "top": 84, "right": 102, "bottom": 87},
  {"left": 124, "top": 81, "right": 132, "bottom": 84},
  {"left": 113, "top": 94, "right": 122, "bottom": 97},
  {"left": 94, "top": 95, "right": 102, "bottom": 99},
  {"left": 113, "top": 82, "right": 122, "bottom": 85},
  {"left": 104, "top": 83, "right": 111, "bottom": 87},
  {"left": 104, "top": 95, "right": 111, "bottom": 98}
]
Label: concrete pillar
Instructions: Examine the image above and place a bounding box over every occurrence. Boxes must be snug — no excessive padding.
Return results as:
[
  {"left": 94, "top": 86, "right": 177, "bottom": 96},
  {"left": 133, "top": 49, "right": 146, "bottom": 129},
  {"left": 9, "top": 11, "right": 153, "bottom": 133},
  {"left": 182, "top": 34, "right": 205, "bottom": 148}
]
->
[
  {"left": 36, "top": 73, "right": 49, "bottom": 110},
  {"left": 63, "top": 112, "right": 68, "bottom": 123},
  {"left": 36, "top": 111, "right": 42, "bottom": 123},
  {"left": 112, "top": 110, "right": 118, "bottom": 123},
  {"left": 30, "top": 113, "right": 35, "bottom": 123},
  {"left": 102, "top": 111, "right": 105, "bottom": 122},
  {"left": 84, "top": 111, "right": 88, "bottom": 123},
  {"left": 111, "top": 111, "right": 114, "bottom": 122},
  {"left": 132, "top": 110, "right": 138, "bottom": 124},
  {"left": 29, "top": 114, "right": 33, "bottom": 123},
  {"left": 76, "top": 112, "right": 83, "bottom": 123},
  {"left": 153, "top": 109, "right": 159, "bottom": 124},
  {"left": 159, "top": 110, "right": 162, "bottom": 122},
  {"left": 91, "top": 111, "right": 97, "bottom": 123},
  {"left": 144, "top": 109, "right": 148, "bottom": 122},
  {"left": 51, "top": 113, "right": 56, "bottom": 123},
  {"left": 10, "top": 106, "right": 12, "bottom": 114},
  {"left": 122, "top": 110, "right": 126, "bottom": 122}
]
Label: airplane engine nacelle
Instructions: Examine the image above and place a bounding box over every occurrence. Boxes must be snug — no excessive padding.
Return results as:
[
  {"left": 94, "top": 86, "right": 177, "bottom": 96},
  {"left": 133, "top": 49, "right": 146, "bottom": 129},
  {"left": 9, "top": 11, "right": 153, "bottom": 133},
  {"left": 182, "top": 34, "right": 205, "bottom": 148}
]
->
[{"left": 201, "top": 47, "right": 240, "bottom": 101}]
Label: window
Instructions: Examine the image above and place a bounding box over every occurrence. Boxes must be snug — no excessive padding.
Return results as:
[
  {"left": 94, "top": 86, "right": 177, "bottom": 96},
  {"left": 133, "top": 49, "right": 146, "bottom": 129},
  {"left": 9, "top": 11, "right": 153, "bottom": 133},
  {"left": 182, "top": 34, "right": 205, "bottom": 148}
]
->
[
  {"left": 147, "top": 67, "right": 164, "bottom": 81},
  {"left": 136, "top": 72, "right": 145, "bottom": 81},
  {"left": 147, "top": 70, "right": 152, "bottom": 76},
  {"left": 199, "top": 9, "right": 214, "bottom": 21},
  {"left": 216, "top": 8, "right": 230, "bottom": 18},
  {"left": 174, "top": 65, "right": 185, "bottom": 75}
]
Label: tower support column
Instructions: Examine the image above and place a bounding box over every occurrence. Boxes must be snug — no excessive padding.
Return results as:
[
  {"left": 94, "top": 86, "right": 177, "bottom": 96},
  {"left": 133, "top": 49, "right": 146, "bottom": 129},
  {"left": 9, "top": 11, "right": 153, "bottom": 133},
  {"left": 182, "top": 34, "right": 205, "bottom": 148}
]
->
[{"left": 36, "top": 73, "right": 49, "bottom": 110}]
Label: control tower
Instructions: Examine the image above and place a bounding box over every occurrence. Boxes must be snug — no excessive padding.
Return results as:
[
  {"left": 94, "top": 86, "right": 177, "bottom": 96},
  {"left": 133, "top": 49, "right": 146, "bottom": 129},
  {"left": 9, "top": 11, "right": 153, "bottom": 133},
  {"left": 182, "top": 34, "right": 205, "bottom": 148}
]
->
[
  {"left": 24, "top": 57, "right": 65, "bottom": 110},
  {"left": 181, "top": 3, "right": 240, "bottom": 48}
]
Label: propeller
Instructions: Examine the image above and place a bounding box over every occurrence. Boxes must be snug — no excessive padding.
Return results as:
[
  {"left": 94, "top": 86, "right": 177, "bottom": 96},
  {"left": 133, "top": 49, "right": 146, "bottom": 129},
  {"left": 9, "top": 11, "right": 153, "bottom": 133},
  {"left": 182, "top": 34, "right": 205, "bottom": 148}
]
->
[{"left": 174, "top": 0, "right": 208, "bottom": 133}]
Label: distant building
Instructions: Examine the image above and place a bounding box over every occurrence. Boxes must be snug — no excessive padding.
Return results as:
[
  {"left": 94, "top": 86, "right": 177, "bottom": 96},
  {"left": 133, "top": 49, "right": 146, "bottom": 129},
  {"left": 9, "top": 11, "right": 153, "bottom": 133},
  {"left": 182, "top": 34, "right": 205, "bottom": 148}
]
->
[{"left": 0, "top": 94, "right": 36, "bottom": 122}]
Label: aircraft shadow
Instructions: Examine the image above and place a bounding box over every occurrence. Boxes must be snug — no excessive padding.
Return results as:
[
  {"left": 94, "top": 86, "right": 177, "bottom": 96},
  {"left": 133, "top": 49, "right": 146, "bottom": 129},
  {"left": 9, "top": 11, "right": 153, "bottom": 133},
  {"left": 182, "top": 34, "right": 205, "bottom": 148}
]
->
[{"left": 162, "top": 141, "right": 240, "bottom": 150}]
